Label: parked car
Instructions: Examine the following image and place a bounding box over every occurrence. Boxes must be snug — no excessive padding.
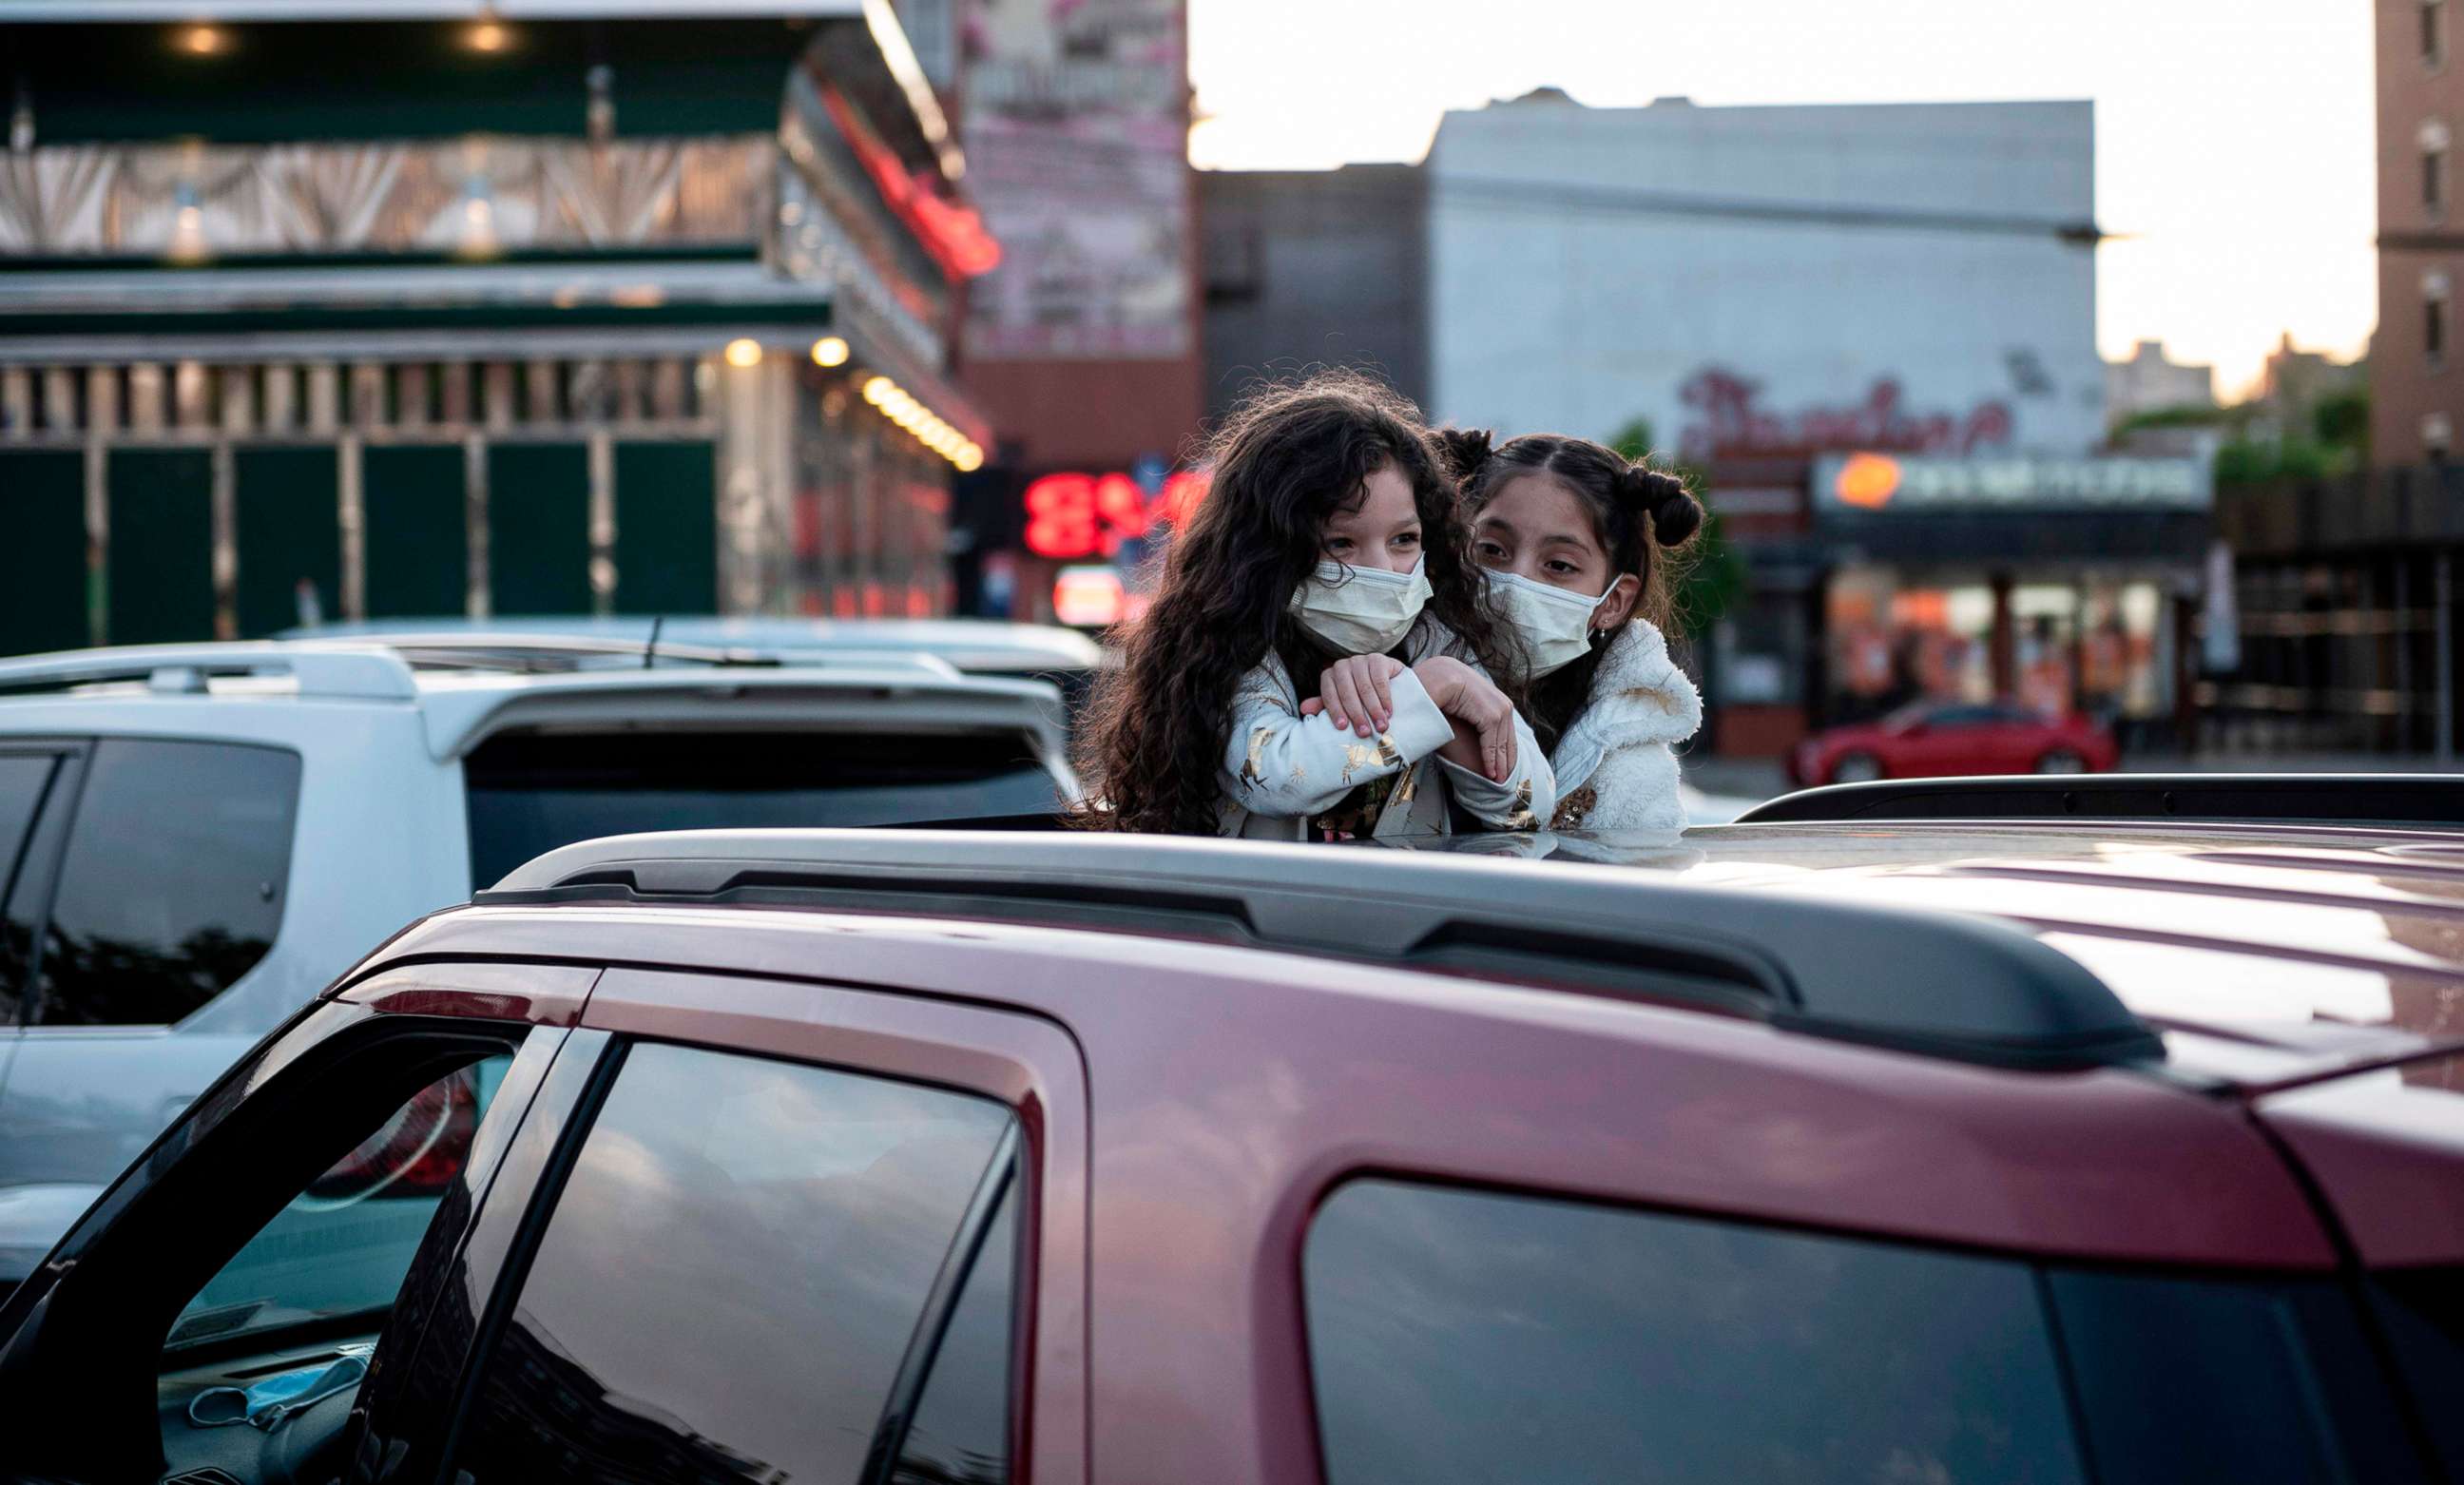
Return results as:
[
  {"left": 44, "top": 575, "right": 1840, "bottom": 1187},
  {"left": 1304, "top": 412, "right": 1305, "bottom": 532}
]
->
[
  {"left": 1788, "top": 699, "right": 2118, "bottom": 786},
  {"left": 288, "top": 614, "right": 1110, "bottom": 719},
  {"left": 0, "top": 638, "right": 1072, "bottom": 1287},
  {"left": 4, "top": 787, "right": 2457, "bottom": 1485}
]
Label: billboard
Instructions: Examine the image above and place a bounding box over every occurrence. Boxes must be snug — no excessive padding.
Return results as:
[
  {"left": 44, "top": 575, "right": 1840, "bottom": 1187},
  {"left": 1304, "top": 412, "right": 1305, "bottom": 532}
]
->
[{"left": 960, "top": 0, "right": 1191, "bottom": 360}]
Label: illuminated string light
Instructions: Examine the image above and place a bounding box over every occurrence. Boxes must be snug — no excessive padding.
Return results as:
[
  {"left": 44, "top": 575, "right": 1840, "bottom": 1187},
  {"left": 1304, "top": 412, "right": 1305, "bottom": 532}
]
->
[
  {"left": 722, "top": 338, "right": 763, "bottom": 369},
  {"left": 810, "top": 336, "right": 850, "bottom": 368}
]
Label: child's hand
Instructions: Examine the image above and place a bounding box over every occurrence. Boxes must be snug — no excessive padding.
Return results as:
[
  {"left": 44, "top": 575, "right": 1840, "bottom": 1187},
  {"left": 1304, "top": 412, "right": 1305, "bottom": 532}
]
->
[
  {"left": 1302, "top": 653, "right": 1407, "bottom": 737},
  {"left": 1413, "top": 657, "right": 1518, "bottom": 782}
]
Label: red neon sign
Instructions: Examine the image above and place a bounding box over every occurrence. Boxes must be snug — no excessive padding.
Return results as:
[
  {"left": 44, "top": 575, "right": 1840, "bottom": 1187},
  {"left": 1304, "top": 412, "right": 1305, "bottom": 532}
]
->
[
  {"left": 1023, "top": 470, "right": 1209, "bottom": 560},
  {"left": 818, "top": 85, "right": 1002, "bottom": 280}
]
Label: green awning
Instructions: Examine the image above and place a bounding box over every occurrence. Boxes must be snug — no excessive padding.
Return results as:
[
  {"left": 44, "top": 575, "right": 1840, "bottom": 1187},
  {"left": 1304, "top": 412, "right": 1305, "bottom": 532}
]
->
[{"left": 10, "top": 10, "right": 838, "bottom": 144}]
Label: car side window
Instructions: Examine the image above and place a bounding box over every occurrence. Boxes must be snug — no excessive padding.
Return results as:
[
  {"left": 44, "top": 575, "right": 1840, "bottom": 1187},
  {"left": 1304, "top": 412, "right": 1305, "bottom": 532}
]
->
[
  {"left": 0, "top": 752, "right": 62, "bottom": 1018},
  {"left": 166, "top": 1056, "right": 514, "bottom": 1360},
  {"left": 449, "top": 1042, "right": 1015, "bottom": 1485},
  {"left": 1930, "top": 704, "right": 1998, "bottom": 728},
  {"left": 896, "top": 1180, "right": 1019, "bottom": 1483},
  {"left": 31, "top": 739, "right": 300, "bottom": 1027},
  {"left": 1303, "top": 1178, "right": 2087, "bottom": 1485}
]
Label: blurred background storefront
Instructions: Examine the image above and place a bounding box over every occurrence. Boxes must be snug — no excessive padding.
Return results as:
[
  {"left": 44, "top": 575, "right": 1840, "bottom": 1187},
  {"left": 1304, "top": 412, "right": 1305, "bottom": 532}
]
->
[
  {"left": 930, "top": 0, "right": 1205, "bottom": 628},
  {"left": 1798, "top": 453, "right": 2211, "bottom": 754},
  {"left": 0, "top": 2, "right": 992, "bottom": 653}
]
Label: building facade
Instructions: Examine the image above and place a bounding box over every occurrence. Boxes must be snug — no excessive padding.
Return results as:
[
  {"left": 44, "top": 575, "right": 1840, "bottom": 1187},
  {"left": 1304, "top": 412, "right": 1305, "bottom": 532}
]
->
[
  {"left": 925, "top": 0, "right": 1203, "bottom": 626},
  {"left": 2378, "top": 0, "right": 2463, "bottom": 465},
  {"left": 1414, "top": 92, "right": 2201, "bottom": 755},
  {"left": 1199, "top": 164, "right": 1431, "bottom": 419},
  {"left": 0, "top": 3, "right": 989, "bottom": 655},
  {"left": 1425, "top": 93, "right": 2107, "bottom": 458},
  {"left": 2106, "top": 339, "right": 2217, "bottom": 428},
  {"left": 2200, "top": 0, "right": 2464, "bottom": 759}
]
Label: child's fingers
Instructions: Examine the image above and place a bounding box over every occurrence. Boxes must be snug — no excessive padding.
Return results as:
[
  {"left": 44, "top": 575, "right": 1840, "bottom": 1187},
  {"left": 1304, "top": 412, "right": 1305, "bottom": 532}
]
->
[
  {"left": 1366, "top": 663, "right": 1394, "bottom": 726},
  {"left": 1299, "top": 697, "right": 1324, "bottom": 717},
  {"left": 1336, "top": 671, "right": 1375, "bottom": 737}
]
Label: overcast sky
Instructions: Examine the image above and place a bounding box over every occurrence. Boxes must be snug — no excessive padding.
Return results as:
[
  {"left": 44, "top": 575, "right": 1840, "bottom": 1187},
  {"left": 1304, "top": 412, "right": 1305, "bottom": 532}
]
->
[{"left": 1186, "top": 0, "right": 2377, "bottom": 398}]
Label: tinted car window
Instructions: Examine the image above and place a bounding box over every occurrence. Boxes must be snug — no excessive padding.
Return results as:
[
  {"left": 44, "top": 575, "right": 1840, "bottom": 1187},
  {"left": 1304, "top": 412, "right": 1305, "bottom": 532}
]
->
[
  {"left": 896, "top": 1181, "right": 1018, "bottom": 1484},
  {"left": 2372, "top": 1267, "right": 2464, "bottom": 1478},
  {"left": 464, "top": 729, "right": 1059, "bottom": 887},
  {"left": 2049, "top": 1267, "right": 2431, "bottom": 1484},
  {"left": 33, "top": 740, "right": 299, "bottom": 1026},
  {"left": 167, "top": 1057, "right": 510, "bottom": 1356},
  {"left": 451, "top": 1043, "right": 1012, "bottom": 1485},
  {"left": 1928, "top": 704, "right": 2001, "bottom": 727},
  {"left": 1304, "top": 1179, "right": 2086, "bottom": 1485},
  {"left": 0, "top": 752, "right": 61, "bottom": 1015}
]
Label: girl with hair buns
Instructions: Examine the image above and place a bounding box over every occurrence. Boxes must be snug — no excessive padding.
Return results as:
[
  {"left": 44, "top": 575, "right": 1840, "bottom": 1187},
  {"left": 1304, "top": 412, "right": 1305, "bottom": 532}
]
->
[
  {"left": 1073, "top": 372, "right": 1553, "bottom": 839},
  {"left": 1434, "top": 429, "right": 1705, "bottom": 833}
]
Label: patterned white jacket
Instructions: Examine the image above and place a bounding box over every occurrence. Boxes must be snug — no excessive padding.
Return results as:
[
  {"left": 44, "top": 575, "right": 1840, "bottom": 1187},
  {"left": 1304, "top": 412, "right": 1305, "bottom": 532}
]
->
[
  {"left": 1214, "top": 622, "right": 1554, "bottom": 839},
  {"left": 1546, "top": 621, "right": 1703, "bottom": 835}
]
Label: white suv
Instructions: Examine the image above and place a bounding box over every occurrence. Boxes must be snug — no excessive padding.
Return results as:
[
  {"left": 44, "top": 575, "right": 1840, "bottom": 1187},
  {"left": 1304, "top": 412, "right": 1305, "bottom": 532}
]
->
[{"left": 0, "top": 638, "right": 1071, "bottom": 1282}]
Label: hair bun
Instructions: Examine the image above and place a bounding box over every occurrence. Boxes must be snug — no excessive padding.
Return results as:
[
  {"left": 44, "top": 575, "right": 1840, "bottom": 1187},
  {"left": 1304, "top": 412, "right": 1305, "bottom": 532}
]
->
[
  {"left": 1617, "top": 464, "right": 1704, "bottom": 546},
  {"left": 1435, "top": 426, "right": 1494, "bottom": 480}
]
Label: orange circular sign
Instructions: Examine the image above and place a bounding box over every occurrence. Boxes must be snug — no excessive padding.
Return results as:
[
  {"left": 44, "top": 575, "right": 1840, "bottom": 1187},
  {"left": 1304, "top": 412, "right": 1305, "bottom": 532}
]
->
[{"left": 1834, "top": 453, "right": 1903, "bottom": 510}]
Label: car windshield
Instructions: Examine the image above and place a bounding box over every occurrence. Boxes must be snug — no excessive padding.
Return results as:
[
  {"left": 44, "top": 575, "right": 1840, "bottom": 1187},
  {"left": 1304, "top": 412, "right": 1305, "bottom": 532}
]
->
[{"left": 462, "top": 728, "right": 1061, "bottom": 887}]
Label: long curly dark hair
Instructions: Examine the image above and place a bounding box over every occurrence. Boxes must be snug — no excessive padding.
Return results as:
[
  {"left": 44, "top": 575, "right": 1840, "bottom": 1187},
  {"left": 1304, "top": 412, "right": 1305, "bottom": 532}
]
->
[
  {"left": 1075, "top": 372, "right": 1508, "bottom": 835},
  {"left": 1442, "top": 430, "right": 1704, "bottom": 747}
]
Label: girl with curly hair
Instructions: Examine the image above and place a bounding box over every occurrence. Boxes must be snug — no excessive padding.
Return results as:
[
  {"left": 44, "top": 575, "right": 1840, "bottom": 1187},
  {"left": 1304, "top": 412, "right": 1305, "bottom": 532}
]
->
[
  {"left": 1437, "top": 429, "right": 1705, "bottom": 833},
  {"left": 1075, "top": 373, "right": 1553, "bottom": 839}
]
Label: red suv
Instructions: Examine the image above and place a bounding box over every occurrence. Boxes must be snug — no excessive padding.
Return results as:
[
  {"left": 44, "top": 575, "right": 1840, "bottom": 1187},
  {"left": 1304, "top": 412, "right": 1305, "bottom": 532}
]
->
[
  {"left": 1790, "top": 700, "right": 2119, "bottom": 785},
  {"left": 2, "top": 791, "right": 2458, "bottom": 1485}
]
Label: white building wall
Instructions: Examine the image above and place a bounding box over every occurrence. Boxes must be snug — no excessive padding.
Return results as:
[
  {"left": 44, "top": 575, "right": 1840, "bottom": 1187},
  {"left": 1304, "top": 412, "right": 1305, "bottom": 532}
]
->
[{"left": 1427, "top": 96, "right": 2105, "bottom": 458}]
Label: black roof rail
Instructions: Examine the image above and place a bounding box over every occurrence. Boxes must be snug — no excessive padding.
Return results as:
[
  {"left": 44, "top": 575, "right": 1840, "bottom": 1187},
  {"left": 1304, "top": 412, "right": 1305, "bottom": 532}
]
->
[
  {"left": 1738, "top": 774, "right": 2464, "bottom": 830},
  {"left": 477, "top": 829, "right": 2164, "bottom": 1072}
]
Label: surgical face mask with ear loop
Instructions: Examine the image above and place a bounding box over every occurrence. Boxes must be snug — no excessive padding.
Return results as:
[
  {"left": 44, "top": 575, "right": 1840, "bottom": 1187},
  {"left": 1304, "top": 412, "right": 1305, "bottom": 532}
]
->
[
  {"left": 1287, "top": 559, "right": 1432, "bottom": 655},
  {"left": 1488, "top": 568, "right": 1617, "bottom": 677}
]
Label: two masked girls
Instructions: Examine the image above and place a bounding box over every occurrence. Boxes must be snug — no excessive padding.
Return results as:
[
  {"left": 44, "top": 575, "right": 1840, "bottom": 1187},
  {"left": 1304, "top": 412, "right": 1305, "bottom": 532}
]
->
[
  {"left": 1075, "top": 371, "right": 1702, "bottom": 839},
  {"left": 1074, "top": 374, "right": 1552, "bottom": 839}
]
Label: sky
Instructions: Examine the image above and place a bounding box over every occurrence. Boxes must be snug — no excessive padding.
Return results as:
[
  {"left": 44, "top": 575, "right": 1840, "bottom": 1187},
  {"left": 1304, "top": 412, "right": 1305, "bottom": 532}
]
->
[{"left": 1185, "top": 0, "right": 2377, "bottom": 399}]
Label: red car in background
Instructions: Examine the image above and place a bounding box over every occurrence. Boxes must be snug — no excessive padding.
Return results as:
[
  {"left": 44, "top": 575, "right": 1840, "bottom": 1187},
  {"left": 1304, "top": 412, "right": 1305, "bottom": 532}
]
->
[{"left": 1790, "top": 700, "right": 2119, "bottom": 786}]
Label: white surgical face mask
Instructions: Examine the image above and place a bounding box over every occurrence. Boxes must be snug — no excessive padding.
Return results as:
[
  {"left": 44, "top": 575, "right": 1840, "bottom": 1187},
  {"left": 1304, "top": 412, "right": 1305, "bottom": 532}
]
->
[
  {"left": 1287, "top": 558, "right": 1432, "bottom": 655},
  {"left": 1488, "top": 568, "right": 1615, "bottom": 677}
]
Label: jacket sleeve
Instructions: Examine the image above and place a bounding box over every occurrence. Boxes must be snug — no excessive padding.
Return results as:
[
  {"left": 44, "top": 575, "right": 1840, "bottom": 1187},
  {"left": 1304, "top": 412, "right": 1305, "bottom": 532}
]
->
[
  {"left": 1435, "top": 702, "right": 1556, "bottom": 830},
  {"left": 1222, "top": 664, "right": 1458, "bottom": 820}
]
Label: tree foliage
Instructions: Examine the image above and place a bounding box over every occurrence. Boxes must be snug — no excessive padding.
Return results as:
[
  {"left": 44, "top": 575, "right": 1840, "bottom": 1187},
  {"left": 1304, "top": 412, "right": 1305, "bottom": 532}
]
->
[{"left": 1607, "top": 417, "right": 1743, "bottom": 638}]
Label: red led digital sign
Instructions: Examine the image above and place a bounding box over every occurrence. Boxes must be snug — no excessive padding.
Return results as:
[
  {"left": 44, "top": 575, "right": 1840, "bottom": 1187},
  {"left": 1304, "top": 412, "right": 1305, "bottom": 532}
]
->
[{"left": 1024, "top": 469, "right": 1209, "bottom": 559}]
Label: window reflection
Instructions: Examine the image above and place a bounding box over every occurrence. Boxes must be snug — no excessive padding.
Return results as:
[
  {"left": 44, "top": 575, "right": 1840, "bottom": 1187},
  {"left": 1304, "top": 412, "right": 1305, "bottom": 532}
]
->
[
  {"left": 1305, "top": 1179, "right": 2085, "bottom": 1485},
  {"left": 452, "top": 1043, "right": 1011, "bottom": 1485}
]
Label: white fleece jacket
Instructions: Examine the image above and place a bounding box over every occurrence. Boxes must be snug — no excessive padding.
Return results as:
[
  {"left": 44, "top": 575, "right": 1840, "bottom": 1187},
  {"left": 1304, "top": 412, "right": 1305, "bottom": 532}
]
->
[{"left": 1546, "top": 620, "right": 1703, "bottom": 834}]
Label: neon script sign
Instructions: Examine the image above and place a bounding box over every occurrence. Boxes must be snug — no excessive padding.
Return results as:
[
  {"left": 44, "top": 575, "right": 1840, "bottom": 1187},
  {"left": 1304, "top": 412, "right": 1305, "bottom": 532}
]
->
[
  {"left": 1678, "top": 369, "right": 2013, "bottom": 460},
  {"left": 1024, "top": 470, "right": 1210, "bottom": 559}
]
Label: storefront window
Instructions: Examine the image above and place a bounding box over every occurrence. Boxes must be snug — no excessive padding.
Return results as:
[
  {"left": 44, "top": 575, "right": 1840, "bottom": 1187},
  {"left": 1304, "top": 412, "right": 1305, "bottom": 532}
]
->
[{"left": 1824, "top": 570, "right": 2172, "bottom": 724}]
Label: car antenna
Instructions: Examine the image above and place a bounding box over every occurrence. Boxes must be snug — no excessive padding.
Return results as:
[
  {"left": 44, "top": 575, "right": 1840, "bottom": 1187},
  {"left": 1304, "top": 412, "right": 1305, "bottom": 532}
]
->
[{"left": 644, "top": 615, "right": 664, "bottom": 669}]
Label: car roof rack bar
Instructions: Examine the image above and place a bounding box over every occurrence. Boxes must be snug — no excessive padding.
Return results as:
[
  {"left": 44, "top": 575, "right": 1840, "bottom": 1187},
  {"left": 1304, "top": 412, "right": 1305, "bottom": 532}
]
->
[
  {"left": 297, "top": 632, "right": 965, "bottom": 679},
  {"left": 0, "top": 643, "right": 418, "bottom": 702},
  {"left": 1738, "top": 775, "right": 2464, "bottom": 830},
  {"left": 477, "top": 829, "right": 2164, "bottom": 1072},
  {"left": 296, "top": 632, "right": 779, "bottom": 669}
]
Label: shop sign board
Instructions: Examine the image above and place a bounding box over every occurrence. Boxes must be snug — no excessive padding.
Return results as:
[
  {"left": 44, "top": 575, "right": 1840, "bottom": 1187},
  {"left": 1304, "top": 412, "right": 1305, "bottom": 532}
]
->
[
  {"left": 1811, "top": 452, "right": 2211, "bottom": 514},
  {"left": 960, "top": 0, "right": 1192, "bottom": 360}
]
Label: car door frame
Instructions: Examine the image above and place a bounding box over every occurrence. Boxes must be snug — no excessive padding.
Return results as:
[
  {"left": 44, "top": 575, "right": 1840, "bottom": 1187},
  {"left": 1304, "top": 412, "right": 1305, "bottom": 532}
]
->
[
  {"left": 350, "top": 961, "right": 1092, "bottom": 1485},
  {"left": 0, "top": 737, "right": 88, "bottom": 1255}
]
